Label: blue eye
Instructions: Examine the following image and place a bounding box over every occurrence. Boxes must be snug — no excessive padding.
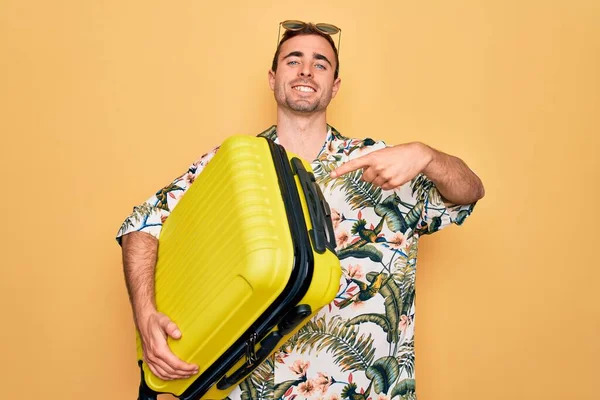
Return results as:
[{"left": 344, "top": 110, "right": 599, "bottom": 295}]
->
[
  {"left": 287, "top": 60, "right": 299, "bottom": 65},
  {"left": 315, "top": 64, "right": 326, "bottom": 70}
]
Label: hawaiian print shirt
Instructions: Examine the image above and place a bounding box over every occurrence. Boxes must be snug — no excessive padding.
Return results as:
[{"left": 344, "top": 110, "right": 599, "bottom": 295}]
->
[{"left": 116, "top": 125, "right": 475, "bottom": 400}]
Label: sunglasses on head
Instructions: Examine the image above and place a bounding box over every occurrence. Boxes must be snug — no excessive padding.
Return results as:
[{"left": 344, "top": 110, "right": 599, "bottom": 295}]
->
[{"left": 278, "top": 19, "right": 342, "bottom": 54}]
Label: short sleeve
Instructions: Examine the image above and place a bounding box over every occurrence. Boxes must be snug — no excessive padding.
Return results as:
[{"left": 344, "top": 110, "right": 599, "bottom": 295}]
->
[
  {"left": 115, "top": 146, "right": 220, "bottom": 245},
  {"left": 411, "top": 173, "right": 476, "bottom": 235},
  {"left": 366, "top": 139, "right": 476, "bottom": 236}
]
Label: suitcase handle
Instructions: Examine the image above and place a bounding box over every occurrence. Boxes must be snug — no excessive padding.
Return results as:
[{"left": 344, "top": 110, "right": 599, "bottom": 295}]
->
[
  {"left": 216, "top": 331, "right": 282, "bottom": 390},
  {"left": 217, "top": 305, "right": 312, "bottom": 390},
  {"left": 291, "top": 158, "right": 337, "bottom": 254}
]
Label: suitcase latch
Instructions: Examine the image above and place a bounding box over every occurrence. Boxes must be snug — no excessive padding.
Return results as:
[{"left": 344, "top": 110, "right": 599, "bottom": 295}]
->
[{"left": 245, "top": 332, "right": 258, "bottom": 365}]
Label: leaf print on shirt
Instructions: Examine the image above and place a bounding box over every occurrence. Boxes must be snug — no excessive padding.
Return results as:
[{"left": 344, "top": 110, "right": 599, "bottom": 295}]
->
[
  {"left": 402, "top": 201, "right": 424, "bottom": 234},
  {"left": 337, "top": 243, "right": 384, "bottom": 263},
  {"left": 289, "top": 315, "right": 376, "bottom": 373},
  {"left": 313, "top": 158, "right": 342, "bottom": 189},
  {"left": 392, "top": 240, "right": 418, "bottom": 276},
  {"left": 397, "top": 339, "right": 415, "bottom": 378},
  {"left": 365, "top": 356, "right": 400, "bottom": 395},
  {"left": 410, "top": 174, "right": 435, "bottom": 203},
  {"left": 248, "top": 357, "right": 275, "bottom": 399},
  {"left": 154, "top": 182, "right": 185, "bottom": 211},
  {"left": 378, "top": 275, "right": 405, "bottom": 351},
  {"left": 239, "top": 377, "right": 259, "bottom": 400},
  {"left": 392, "top": 263, "right": 416, "bottom": 321},
  {"left": 117, "top": 203, "right": 163, "bottom": 239},
  {"left": 344, "top": 273, "right": 405, "bottom": 349},
  {"left": 330, "top": 170, "right": 383, "bottom": 210},
  {"left": 390, "top": 378, "right": 416, "bottom": 399},
  {"left": 374, "top": 194, "right": 409, "bottom": 233},
  {"left": 455, "top": 208, "right": 471, "bottom": 225},
  {"left": 391, "top": 242, "right": 417, "bottom": 319},
  {"left": 373, "top": 193, "right": 427, "bottom": 238}
]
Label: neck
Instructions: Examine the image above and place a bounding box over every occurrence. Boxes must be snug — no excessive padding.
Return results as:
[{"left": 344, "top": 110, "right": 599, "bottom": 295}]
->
[{"left": 275, "top": 107, "right": 329, "bottom": 161}]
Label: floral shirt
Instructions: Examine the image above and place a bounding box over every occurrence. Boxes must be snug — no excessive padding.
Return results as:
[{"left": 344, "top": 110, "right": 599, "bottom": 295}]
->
[{"left": 116, "top": 125, "right": 476, "bottom": 400}]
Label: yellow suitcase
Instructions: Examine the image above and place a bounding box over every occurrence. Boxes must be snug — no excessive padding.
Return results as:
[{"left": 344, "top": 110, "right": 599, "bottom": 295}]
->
[{"left": 136, "top": 135, "right": 342, "bottom": 400}]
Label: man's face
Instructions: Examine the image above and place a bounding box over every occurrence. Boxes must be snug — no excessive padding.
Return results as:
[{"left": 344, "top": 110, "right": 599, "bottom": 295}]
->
[{"left": 269, "top": 34, "right": 341, "bottom": 114}]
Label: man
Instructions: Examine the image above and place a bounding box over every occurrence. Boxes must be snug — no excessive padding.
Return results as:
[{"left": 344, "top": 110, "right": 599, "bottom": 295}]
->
[{"left": 117, "top": 21, "right": 484, "bottom": 400}]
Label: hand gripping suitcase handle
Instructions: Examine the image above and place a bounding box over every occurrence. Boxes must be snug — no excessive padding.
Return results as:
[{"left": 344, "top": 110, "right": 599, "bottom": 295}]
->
[{"left": 291, "top": 158, "right": 337, "bottom": 254}]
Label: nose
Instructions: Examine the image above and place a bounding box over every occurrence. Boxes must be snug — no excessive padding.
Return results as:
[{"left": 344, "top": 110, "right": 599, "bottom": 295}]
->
[{"left": 299, "top": 63, "right": 313, "bottom": 78}]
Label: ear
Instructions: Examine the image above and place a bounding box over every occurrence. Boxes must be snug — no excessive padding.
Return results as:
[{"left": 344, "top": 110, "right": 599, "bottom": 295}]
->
[
  {"left": 331, "top": 77, "right": 342, "bottom": 98},
  {"left": 268, "top": 69, "right": 276, "bottom": 91}
]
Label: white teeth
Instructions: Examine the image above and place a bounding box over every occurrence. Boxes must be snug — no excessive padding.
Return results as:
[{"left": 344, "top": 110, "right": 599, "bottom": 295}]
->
[{"left": 293, "top": 86, "right": 316, "bottom": 93}]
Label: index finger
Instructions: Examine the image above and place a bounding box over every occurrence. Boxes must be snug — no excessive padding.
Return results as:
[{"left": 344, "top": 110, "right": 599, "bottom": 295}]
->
[{"left": 330, "top": 156, "right": 370, "bottom": 178}]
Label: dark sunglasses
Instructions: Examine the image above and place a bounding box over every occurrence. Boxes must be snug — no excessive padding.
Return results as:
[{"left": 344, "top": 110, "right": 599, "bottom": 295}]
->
[{"left": 278, "top": 20, "right": 342, "bottom": 54}]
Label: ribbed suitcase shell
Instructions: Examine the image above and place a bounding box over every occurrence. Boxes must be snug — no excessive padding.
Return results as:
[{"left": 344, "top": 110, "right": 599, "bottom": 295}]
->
[{"left": 136, "top": 135, "right": 341, "bottom": 399}]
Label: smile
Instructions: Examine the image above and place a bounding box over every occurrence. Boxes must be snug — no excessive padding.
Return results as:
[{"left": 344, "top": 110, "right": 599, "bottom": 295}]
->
[{"left": 292, "top": 85, "right": 316, "bottom": 93}]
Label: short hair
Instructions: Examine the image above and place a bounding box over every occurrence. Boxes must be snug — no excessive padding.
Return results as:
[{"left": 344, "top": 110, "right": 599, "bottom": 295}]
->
[{"left": 271, "top": 23, "right": 340, "bottom": 80}]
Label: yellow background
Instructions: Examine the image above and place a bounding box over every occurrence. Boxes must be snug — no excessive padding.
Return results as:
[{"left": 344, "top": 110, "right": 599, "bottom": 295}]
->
[{"left": 1, "top": 0, "right": 598, "bottom": 399}]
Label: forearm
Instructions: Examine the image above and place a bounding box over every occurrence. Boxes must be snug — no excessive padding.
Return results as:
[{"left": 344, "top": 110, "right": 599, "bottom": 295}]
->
[
  {"left": 422, "top": 145, "right": 485, "bottom": 205},
  {"left": 121, "top": 231, "right": 159, "bottom": 326}
]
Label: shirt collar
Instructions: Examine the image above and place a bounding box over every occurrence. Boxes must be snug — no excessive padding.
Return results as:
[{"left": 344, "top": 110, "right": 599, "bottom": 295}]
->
[{"left": 257, "top": 124, "right": 346, "bottom": 161}]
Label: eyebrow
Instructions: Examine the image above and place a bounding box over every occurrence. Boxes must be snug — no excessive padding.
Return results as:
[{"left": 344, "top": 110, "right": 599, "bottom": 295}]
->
[
  {"left": 314, "top": 53, "right": 333, "bottom": 67},
  {"left": 282, "top": 51, "right": 333, "bottom": 68}
]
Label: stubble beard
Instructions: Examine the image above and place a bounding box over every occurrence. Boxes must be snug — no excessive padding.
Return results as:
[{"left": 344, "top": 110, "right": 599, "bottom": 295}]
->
[
  {"left": 275, "top": 84, "right": 331, "bottom": 114},
  {"left": 286, "top": 97, "right": 320, "bottom": 113}
]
